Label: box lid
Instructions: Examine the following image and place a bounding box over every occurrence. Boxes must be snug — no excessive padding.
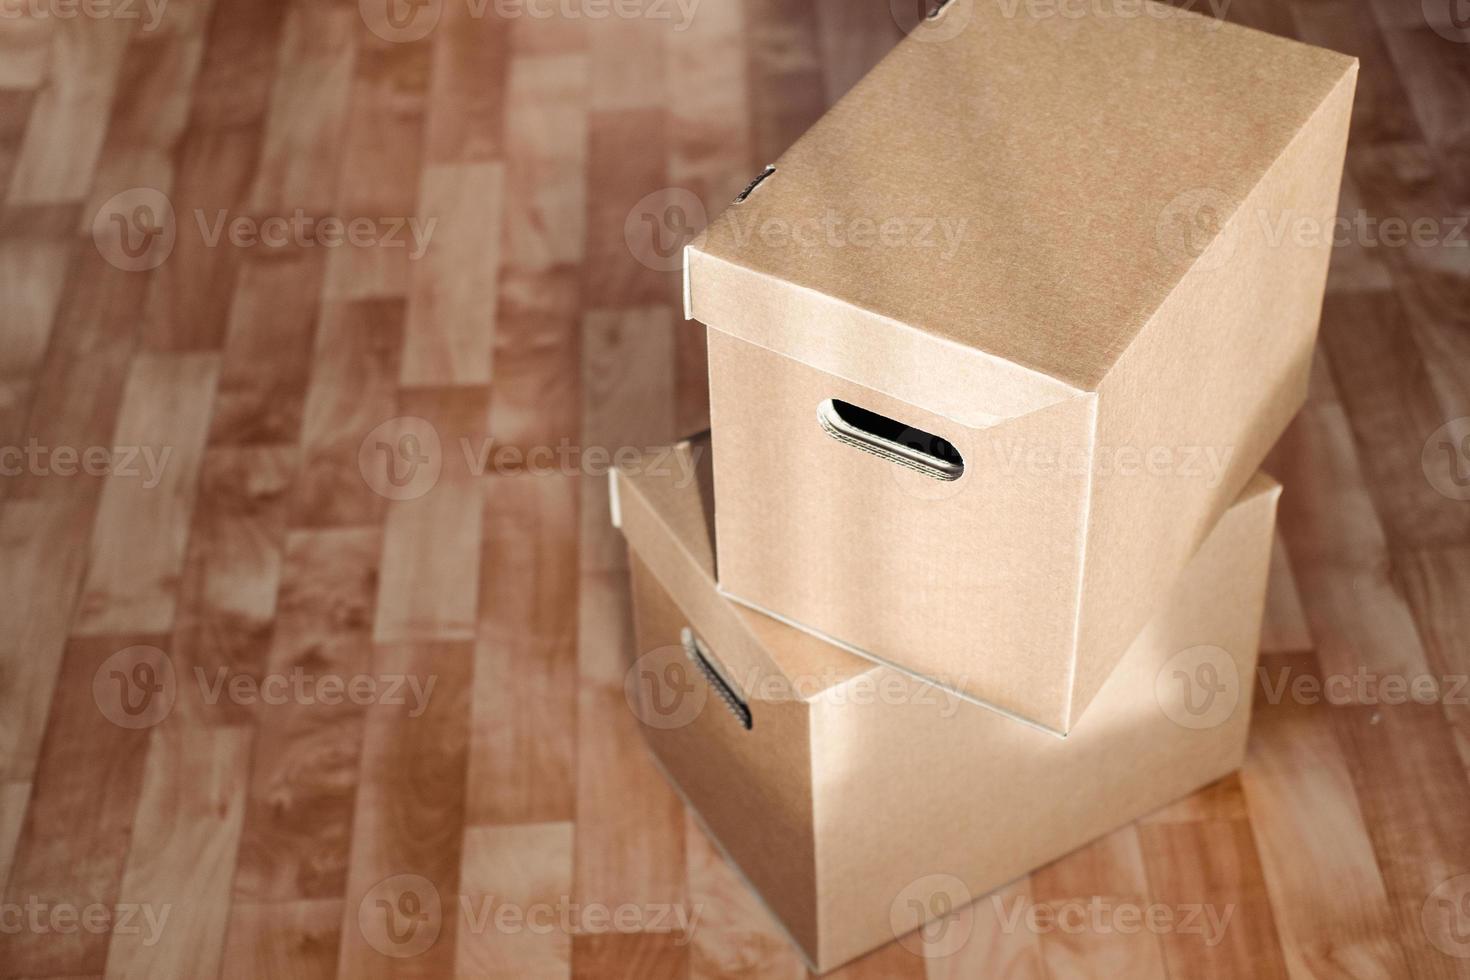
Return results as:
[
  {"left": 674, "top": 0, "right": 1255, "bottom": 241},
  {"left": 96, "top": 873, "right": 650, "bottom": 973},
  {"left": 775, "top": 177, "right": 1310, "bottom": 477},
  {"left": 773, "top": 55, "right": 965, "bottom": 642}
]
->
[{"left": 685, "top": 1, "right": 1356, "bottom": 427}]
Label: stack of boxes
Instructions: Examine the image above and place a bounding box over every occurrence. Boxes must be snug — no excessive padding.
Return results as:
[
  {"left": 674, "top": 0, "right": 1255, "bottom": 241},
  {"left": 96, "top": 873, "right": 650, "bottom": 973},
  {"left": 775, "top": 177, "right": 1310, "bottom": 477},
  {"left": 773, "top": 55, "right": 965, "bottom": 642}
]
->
[{"left": 611, "top": 2, "right": 1356, "bottom": 972}]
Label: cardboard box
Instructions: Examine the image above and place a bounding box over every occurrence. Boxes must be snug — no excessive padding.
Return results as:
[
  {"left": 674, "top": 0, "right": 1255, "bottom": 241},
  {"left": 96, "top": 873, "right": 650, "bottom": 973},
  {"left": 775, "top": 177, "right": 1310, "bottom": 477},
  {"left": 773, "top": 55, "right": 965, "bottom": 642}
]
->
[
  {"left": 612, "top": 436, "right": 1279, "bottom": 973},
  {"left": 685, "top": 1, "right": 1354, "bottom": 732}
]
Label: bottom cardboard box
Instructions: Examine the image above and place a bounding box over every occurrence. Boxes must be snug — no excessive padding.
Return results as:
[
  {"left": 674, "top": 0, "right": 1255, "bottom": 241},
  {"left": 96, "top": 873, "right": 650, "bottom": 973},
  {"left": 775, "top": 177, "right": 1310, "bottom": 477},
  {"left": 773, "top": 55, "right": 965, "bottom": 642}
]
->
[{"left": 611, "top": 434, "right": 1278, "bottom": 974}]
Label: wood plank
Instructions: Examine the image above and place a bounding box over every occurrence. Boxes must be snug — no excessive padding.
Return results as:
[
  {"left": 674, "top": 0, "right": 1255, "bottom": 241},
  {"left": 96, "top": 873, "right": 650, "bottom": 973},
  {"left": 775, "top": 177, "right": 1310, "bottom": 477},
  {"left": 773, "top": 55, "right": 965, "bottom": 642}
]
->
[
  {"left": 1273, "top": 402, "right": 1437, "bottom": 686},
  {"left": 0, "top": 780, "right": 30, "bottom": 893},
  {"left": 293, "top": 298, "right": 406, "bottom": 528},
  {"left": 1029, "top": 826, "right": 1169, "bottom": 979},
  {"left": 248, "top": 3, "right": 357, "bottom": 216},
  {"left": 220, "top": 899, "right": 343, "bottom": 980},
  {"left": 813, "top": 0, "right": 903, "bottom": 105},
  {"left": 1378, "top": 26, "right": 1470, "bottom": 203},
  {"left": 579, "top": 305, "right": 676, "bottom": 574},
  {"left": 4, "top": 15, "right": 132, "bottom": 205},
  {"left": 1135, "top": 819, "right": 1290, "bottom": 979},
  {"left": 399, "top": 162, "right": 504, "bottom": 386},
  {"left": 584, "top": 108, "right": 676, "bottom": 309},
  {"left": 231, "top": 527, "right": 381, "bottom": 902},
  {"left": 169, "top": 445, "right": 296, "bottom": 727},
  {"left": 8, "top": 250, "right": 150, "bottom": 503},
  {"left": 81, "top": 0, "right": 213, "bottom": 230},
  {"left": 501, "top": 54, "right": 588, "bottom": 275},
  {"left": 0, "top": 10, "right": 51, "bottom": 90},
  {"left": 1334, "top": 700, "right": 1470, "bottom": 979},
  {"left": 684, "top": 815, "right": 806, "bottom": 980},
  {"left": 572, "top": 930, "right": 690, "bottom": 980},
  {"left": 0, "top": 496, "right": 94, "bottom": 780},
  {"left": 588, "top": 9, "right": 666, "bottom": 112},
  {"left": 208, "top": 248, "right": 325, "bottom": 446},
  {"left": 72, "top": 351, "right": 219, "bottom": 637},
  {"left": 744, "top": 0, "right": 826, "bottom": 164},
  {"left": 0, "top": 236, "right": 70, "bottom": 441},
  {"left": 491, "top": 53, "right": 587, "bottom": 458},
  {"left": 1242, "top": 652, "right": 1411, "bottom": 977},
  {"left": 136, "top": 126, "right": 262, "bottom": 351},
  {"left": 1394, "top": 544, "right": 1470, "bottom": 781},
  {"left": 336, "top": 642, "right": 471, "bottom": 980},
  {"left": 373, "top": 386, "right": 487, "bottom": 643},
  {"left": 467, "top": 474, "right": 578, "bottom": 825},
  {"left": 320, "top": 35, "right": 432, "bottom": 302},
  {"left": 455, "top": 822, "right": 574, "bottom": 978},
  {"left": 423, "top": 0, "right": 509, "bottom": 165},
  {"left": 1319, "top": 287, "right": 1470, "bottom": 550},
  {"left": 0, "top": 636, "right": 160, "bottom": 976},
  {"left": 102, "top": 722, "right": 252, "bottom": 979},
  {"left": 572, "top": 683, "right": 686, "bottom": 922}
]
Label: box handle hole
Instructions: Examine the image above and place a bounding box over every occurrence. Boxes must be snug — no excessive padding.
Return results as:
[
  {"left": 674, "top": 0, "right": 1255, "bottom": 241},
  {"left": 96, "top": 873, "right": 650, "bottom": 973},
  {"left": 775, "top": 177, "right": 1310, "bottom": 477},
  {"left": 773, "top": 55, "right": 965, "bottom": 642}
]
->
[
  {"left": 681, "top": 627, "right": 752, "bottom": 730},
  {"left": 818, "top": 399, "right": 964, "bottom": 481}
]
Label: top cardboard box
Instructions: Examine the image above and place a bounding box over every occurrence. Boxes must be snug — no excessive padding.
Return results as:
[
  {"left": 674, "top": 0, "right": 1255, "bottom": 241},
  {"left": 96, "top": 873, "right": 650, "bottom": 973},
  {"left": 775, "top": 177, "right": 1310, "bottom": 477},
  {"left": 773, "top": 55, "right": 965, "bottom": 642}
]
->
[{"left": 686, "top": 1, "right": 1355, "bottom": 733}]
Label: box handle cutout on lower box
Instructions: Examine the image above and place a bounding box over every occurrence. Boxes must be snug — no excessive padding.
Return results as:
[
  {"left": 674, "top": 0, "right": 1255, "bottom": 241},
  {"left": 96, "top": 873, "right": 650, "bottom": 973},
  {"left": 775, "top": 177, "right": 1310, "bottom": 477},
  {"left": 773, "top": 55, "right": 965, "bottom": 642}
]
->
[
  {"left": 817, "top": 398, "right": 964, "bottom": 481},
  {"left": 680, "top": 627, "right": 753, "bottom": 730}
]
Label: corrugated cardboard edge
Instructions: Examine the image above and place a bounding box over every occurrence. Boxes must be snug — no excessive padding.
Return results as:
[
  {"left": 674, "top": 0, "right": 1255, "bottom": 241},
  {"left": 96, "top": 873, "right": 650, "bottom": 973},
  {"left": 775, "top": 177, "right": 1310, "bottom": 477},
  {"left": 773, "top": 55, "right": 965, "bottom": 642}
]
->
[{"left": 607, "top": 465, "right": 623, "bottom": 530}]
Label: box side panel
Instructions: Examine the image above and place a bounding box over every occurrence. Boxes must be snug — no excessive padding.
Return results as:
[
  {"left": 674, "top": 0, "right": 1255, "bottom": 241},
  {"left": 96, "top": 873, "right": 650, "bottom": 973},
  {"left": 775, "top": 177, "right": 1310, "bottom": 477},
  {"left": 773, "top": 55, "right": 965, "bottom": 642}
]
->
[
  {"left": 1071, "top": 64, "right": 1356, "bottom": 728},
  {"left": 807, "top": 482, "right": 1280, "bottom": 972},
  {"left": 709, "top": 328, "right": 1093, "bottom": 731},
  {"left": 627, "top": 552, "right": 821, "bottom": 959}
]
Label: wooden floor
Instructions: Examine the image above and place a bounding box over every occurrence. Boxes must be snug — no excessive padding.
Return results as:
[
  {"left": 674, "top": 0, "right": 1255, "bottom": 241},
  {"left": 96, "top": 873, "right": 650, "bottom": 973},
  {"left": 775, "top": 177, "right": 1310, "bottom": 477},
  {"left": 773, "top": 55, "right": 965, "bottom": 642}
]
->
[{"left": 0, "top": 0, "right": 1467, "bottom": 976}]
